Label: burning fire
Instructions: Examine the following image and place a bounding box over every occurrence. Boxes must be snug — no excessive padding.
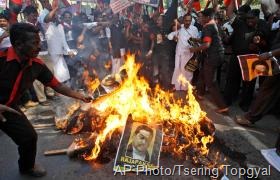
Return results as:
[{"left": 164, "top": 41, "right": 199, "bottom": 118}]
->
[{"left": 79, "top": 54, "right": 214, "bottom": 161}]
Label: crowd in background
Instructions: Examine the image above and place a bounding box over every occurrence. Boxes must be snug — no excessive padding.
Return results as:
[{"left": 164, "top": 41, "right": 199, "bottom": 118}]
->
[{"left": 0, "top": 0, "right": 280, "bottom": 118}]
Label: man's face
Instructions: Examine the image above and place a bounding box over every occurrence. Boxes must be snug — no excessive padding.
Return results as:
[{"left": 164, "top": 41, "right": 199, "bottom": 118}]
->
[
  {"left": 197, "top": 13, "right": 203, "bottom": 25},
  {"left": 0, "top": 18, "right": 8, "bottom": 29},
  {"left": 246, "top": 17, "right": 257, "bottom": 27},
  {"left": 132, "top": 129, "right": 152, "bottom": 153},
  {"left": 17, "top": 32, "right": 41, "bottom": 59},
  {"left": 253, "top": 64, "right": 268, "bottom": 76},
  {"left": 63, "top": 13, "right": 72, "bottom": 24},
  {"left": 27, "top": 12, "right": 39, "bottom": 25},
  {"left": 156, "top": 16, "right": 163, "bottom": 27},
  {"left": 202, "top": 15, "right": 210, "bottom": 25},
  {"left": 183, "top": 16, "right": 192, "bottom": 29},
  {"left": 142, "top": 23, "right": 149, "bottom": 32}
]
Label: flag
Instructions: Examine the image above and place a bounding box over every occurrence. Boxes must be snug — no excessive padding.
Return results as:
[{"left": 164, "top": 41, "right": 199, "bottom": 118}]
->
[
  {"left": 9, "top": 0, "right": 22, "bottom": 24},
  {"left": 0, "top": 0, "right": 6, "bottom": 9},
  {"left": 183, "top": 0, "right": 201, "bottom": 12},
  {"left": 132, "top": 0, "right": 159, "bottom": 7},
  {"left": 110, "top": 0, "right": 132, "bottom": 14},
  {"left": 158, "top": 0, "right": 164, "bottom": 14}
]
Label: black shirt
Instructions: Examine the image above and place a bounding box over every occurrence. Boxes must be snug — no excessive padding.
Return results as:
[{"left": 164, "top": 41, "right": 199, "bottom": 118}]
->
[
  {"left": 230, "top": 18, "right": 270, "bottom": 55},
  {"left": 0, "top": 47, "right": 60, "bottom": 106},
  {"left": 202, "top": 22, "right": 224, "bottom": 57},
  {"left": 110, "top": 22, "right": 125, "bottom": 58}
]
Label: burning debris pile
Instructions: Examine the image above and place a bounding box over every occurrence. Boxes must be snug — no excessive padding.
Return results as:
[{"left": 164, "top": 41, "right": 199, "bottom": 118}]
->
[{"left": 53, "top": 55, "right": 217, "bottom": 168}]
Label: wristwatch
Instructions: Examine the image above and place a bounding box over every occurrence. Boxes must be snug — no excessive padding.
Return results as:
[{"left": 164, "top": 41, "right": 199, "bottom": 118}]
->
[{"left": 268, "top": 51, "right": 273, "bottom": 58}]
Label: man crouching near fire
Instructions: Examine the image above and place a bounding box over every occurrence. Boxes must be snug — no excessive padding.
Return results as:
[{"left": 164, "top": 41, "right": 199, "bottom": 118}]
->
[{"left": 0, "top": 23, "right": 92, "bottom": 177}]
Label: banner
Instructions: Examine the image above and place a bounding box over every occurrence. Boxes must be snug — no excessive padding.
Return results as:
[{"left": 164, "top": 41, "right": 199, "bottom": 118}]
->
[
  {"left": 132, "top": 0, "right": 159, "bottom": 7},
  {"left": 0, "top": 0, "right": 6, "bottom": 9},
  {"left": 110, "top": 0, "right": 133, "bottom": 14},
  {"left": 114, "top": 115, "right": 163, "bottom": 172},
  {"left": 237, "top": 54, "right": 280, "bottom": 81}
]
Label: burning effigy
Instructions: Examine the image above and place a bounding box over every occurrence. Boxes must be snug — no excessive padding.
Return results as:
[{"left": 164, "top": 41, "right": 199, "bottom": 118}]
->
[{"left": 50, "top": 54, "right": 218, "bottom": 172}]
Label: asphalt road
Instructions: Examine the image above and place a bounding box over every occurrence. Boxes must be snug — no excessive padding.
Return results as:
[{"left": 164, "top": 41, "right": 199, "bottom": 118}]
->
[{"left": 0, "top": 93, "right": 279, "bottom": 180}]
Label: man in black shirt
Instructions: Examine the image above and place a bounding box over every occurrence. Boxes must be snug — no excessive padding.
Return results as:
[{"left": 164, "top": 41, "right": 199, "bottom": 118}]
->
[
  {"left": 190, "top": 8, "right": 228, "bottom": 114},
  {"left": 224, "top": 9, "right": 270, "bottom": 111},
  {"left": 0, "top": 23, "right": 92, "bottom": 177},
  {"left": 151, "top": 0, "right": 177, "bottom": 90}
]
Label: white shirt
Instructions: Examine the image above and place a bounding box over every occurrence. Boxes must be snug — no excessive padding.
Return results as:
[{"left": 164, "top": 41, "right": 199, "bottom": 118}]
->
[
  {"left": 38, "top": 8, "right": 50, "bottom": 32},
  {"left": 45, "top": 23, "right": 71, "bottom": 55},
  {"left": 260, "top": 0, "right": 279, "bottom": 14},
  {"left": 0, "top": 28, "right": 11, "bottom": 49},
  {"left": 132, "top": 147, "right": 146, "bottom": 161},
  {"left": 176, "top": 25, "right": 199, "bottom": 54},
  {"left": 272, "top": 20, "right": 280, "bottom": 30}
]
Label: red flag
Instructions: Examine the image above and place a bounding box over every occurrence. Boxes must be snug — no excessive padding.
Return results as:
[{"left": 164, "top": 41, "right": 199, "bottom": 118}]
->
[
  {"left": 9, "top": 0, "right": 22, "bottom": 24},
  {"left": 158, "top": 0, "right": 164, "bottom": 14}
]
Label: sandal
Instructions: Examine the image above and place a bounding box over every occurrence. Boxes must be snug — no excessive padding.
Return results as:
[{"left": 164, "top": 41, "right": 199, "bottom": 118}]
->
[
  {"left": 234, "top": 115, "right": 253, "bottom": 126},
  {"left": 215, "top": 107, "right": 229, "bottom": 116}
]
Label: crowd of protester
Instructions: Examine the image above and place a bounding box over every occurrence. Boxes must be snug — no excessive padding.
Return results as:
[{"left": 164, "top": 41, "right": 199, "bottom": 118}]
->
[
  {"left": 0, "top": 0, "right": 279, "bottom": 121},
  {"left": 0, "top": 0, "right": 280, "bottom": 177}
]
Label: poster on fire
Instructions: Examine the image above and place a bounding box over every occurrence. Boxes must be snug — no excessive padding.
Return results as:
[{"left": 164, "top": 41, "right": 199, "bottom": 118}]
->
[
  {"left": 113, "top": 115, "right": 163, "bottom": 172},
  {"left": 237, "top": 54, "right": 280, "bottom": 81}
]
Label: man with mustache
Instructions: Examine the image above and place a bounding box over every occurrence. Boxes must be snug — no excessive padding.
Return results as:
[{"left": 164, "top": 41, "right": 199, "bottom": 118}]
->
[{"left": 0, "top": 23, "right": 92, "bottom": 177}]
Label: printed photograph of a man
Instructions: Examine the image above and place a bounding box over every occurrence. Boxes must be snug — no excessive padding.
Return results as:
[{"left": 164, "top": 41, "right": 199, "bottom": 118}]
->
[
  {"left": 238, "top": 54, "right": 274, "bottom": 81},
  {"left": 251, "top": 60, "right": 270, "bottom": 77},
  {"left": 125, "top": 124, "right": 155, "bottom": 162}
]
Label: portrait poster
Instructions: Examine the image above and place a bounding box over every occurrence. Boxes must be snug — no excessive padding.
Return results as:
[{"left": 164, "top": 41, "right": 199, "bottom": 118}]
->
[
  {"left": 0, "top": 0, "right": 6, "bottom": 9},
  {"left": 237, "top": 54, "right": 280, "bottom": 81},
  {"left": 113, "top": 115, "right": 163, "bottom": 172}
]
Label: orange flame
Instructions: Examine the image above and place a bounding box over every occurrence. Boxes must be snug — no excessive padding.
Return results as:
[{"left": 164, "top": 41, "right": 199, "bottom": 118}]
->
[{"left": 83, "top": 55, "right": 213, "bottom": 161}]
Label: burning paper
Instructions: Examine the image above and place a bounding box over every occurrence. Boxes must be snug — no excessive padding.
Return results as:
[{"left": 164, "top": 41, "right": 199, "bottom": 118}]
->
[
  {"left": 62, "top": 54, "right": 215, "bottom": 169},
  {"left": 113, "top": 115, "right": 163, "bottom": 172}
]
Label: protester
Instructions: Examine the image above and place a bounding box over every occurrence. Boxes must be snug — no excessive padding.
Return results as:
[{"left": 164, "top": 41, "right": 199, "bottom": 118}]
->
[
  {"left": 171, "top": 14, "right": 199, "bottom": 91},
  {"left": 0, "top": 23, "right": 92, "bottom": 177},
  {"left": 151, "top": 0, "right": 178, "bottom": 90},
  {"left": 235, "top": 48, "right": 280, "bottom": 126},
  {"left": 23, "top": 5, "right": 55, "bottom": 106},
  {"left": 0, "top": 13, "right": 11, "bottom": 49},
  {"left": 190, "top": 8, "right": 229, "bottom": 114}
]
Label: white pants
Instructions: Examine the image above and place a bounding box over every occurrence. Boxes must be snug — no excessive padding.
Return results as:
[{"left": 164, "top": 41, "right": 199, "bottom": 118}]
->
[
  {"left": 171, "top": 53, "right": 193, "bottom": 91},
  {"left": 33, "top": 54, "right": 55, "bottom": 102},
  {"left": 50, "top": 54, "right": 70, "bottom": 83}
]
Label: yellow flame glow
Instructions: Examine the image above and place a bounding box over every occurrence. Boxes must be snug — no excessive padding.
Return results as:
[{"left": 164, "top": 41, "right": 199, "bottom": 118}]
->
[{"left": 83, "top": 55, "right": 213, "bottom": 161}]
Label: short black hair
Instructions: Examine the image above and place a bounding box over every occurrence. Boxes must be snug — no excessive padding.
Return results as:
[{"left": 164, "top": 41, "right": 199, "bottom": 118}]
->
[
  {"left": 62, "top": 10, "right": 72, "bottom": 18},
  {"left": 247, "top": 9, "right": 260, "bottom": 19},
  {"left": 237, "top": 4, "right": 251, "bottom": 14},
  {"left": 0, "top": 11, "right": 9, "bottom": 20},
  {"left": 251, "top": 60, "right": 269, "bottom": 71},
  {"left": 201, "top": 8, "right": 215, "bottom": 18},
  {"left": 23, "top": 5, "right": 38, "bottom": 16},
  {"left": 183, "top": 13, "right": 192, "bottom": 20},
  {"left": 134, "top": 125, "right": 154, "bottom": 137},
  {"left": 10, "top": 23, "right": 39, "bottom": 46}
]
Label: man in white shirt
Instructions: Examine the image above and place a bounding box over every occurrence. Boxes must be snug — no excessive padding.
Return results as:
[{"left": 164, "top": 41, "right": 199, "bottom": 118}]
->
[
  {"left": 0, "top": 13, "right": 11, "bottom": 49},
  {"left": 171, "top": 14, "right": 199, "bottom": 91},
  {"left": 38, "top": 0, "right": 74, "bottom": 83}
]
